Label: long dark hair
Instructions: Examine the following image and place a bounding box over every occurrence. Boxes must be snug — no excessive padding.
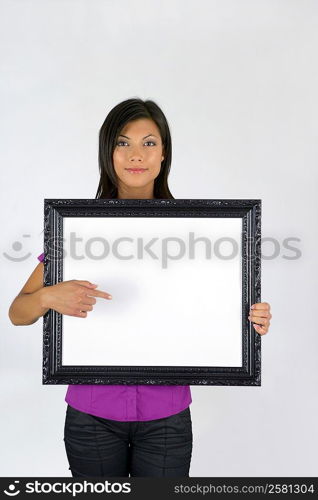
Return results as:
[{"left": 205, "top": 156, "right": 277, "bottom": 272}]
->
[{"left": 95, "top": 97, "right": 174, "bottom": 199}]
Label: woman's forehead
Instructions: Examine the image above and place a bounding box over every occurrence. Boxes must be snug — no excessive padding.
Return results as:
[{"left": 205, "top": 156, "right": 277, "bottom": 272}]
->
[{"left": 120, "top": 118, "right": 160, "bottom": 136}]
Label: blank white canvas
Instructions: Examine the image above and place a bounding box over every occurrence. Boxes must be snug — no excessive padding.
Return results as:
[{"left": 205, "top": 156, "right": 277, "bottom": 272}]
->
[{"left": 62, "top": 216, "right": 242, "bottom": 367}]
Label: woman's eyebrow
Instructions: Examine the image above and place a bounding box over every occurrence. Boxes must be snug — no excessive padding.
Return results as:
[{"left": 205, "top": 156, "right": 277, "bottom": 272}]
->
[{"left": 118, "top": 134, "right": 158, "bottom": 139}]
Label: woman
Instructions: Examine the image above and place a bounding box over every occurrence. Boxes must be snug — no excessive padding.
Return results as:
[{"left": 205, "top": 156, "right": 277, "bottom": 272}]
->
[{"left": 8, "top": 98, "right": 272, "bottom": 477}]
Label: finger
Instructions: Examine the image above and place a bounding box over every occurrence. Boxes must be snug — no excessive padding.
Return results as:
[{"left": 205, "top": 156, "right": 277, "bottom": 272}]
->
[
  {"left": 249, "top": 309, "right": 272, "bottom": 319},
  {"left": 86, "top": 289, "right": 112, "bottom": 299},
  {"left": 76, "top": 280, "right": 98, "bottom": 288},
  {"left": 251, "top": 302, "right": 270, "bottom": 310},
  {"left": 74, "top": 311, "right": 87, "bottom": 318},
  {"left": 81, "top": 297, "right": 97, "bottom": 306},
  {"left": 77, "top": 305, "right": 93, "bottom": 313},
  {"left": 248, "top": 316, "right": 269, "bottom": 326},
  {"left": 253, "top": 323, "right": 268, "bottom": 335}
]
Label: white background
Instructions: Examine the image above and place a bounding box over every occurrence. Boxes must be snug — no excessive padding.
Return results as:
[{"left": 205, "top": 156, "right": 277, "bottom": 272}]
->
[
  {"left": 62, "top": 217, "right": 242, "bottom": 367},
  {"left": 1, "top": 0, "right": 317, "bottom": 476}
]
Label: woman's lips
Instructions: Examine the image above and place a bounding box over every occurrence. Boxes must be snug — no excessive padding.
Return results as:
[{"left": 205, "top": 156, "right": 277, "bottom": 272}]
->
[{"left": 125, "top": 168, "right": 148, "bottom": 173}]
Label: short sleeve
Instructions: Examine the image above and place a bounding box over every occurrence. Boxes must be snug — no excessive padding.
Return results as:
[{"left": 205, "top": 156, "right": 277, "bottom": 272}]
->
[{"left": 37, "top": 252, "right": 44, "bottom": 262}]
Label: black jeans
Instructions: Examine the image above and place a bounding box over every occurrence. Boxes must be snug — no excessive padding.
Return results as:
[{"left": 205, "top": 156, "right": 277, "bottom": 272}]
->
[{"left": 63, "top": 404, "right": 193, "bottom": 477}]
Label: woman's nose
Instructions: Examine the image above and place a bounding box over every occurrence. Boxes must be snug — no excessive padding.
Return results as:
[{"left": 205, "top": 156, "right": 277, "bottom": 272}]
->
[{"left": 129, "top": 147, "right": 143, "bottom": 161}]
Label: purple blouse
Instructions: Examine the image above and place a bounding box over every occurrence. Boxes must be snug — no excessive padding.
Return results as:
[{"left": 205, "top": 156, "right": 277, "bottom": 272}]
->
[{"left": 37, "top": 252, "right": 192, "bottom": 421}]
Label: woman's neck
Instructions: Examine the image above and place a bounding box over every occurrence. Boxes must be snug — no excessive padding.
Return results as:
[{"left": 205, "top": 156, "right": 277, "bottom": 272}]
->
[{"left": 117, "top": 182, "right": 155, "bottom": 200}]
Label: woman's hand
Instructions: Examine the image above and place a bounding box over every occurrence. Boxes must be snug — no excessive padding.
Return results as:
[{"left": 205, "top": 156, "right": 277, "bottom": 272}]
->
[
  {"left": 248, "top": 302, "right": 272, "bottom": 335},
  {"left": 41, "top": 280, "right": 112, "bottom": 318}
]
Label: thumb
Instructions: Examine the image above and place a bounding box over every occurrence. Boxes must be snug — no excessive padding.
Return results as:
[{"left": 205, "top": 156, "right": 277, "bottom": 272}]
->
[{"left": 76, "top": 280, "right": 98, "bottom": 287}]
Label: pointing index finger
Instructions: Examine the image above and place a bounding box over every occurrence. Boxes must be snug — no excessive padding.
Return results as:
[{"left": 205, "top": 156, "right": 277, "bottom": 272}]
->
[{"left": 87, "top": 289, "right": 112, "bottom": 299}]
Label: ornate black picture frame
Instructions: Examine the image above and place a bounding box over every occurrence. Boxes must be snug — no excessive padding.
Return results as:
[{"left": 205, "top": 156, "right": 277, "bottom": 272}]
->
[{"left": 42, "top": 198, "right": 261, "bottom": 385}]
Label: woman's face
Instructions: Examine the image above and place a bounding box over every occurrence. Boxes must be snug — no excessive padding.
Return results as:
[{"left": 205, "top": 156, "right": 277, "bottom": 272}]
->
[{"left": 113, "top": 118, "right": 164, "bottom": 197}]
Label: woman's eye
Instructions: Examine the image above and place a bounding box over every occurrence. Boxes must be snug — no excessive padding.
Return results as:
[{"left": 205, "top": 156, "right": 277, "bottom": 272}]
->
[{"left": 116, "top": 140, "right": 156, "bottom": 147}]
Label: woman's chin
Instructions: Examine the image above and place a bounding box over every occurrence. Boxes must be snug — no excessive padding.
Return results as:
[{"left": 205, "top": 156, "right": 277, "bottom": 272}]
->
[{"left": 120, "top": 173, "right": 154, "bottom": 185}]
